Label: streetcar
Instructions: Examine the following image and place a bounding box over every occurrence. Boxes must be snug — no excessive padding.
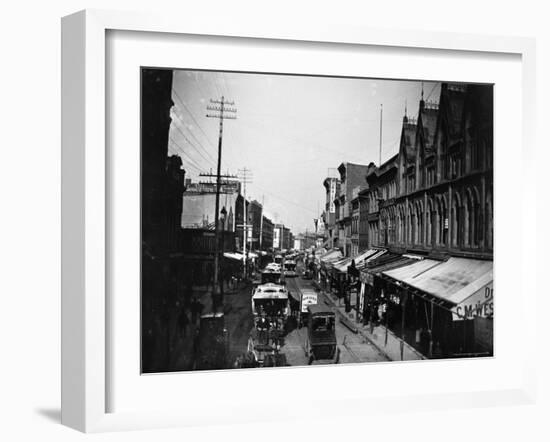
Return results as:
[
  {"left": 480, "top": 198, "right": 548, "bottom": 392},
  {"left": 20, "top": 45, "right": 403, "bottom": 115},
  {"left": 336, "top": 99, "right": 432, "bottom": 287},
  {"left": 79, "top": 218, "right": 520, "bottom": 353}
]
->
[
  {"left": 246, "top": 282, "right": 290, "bottom": 366},
  {"left": 283, "top": 260, "right": 297, "bottom": 278},
  {"left": 260, "top": 268, "right": 284, "bottom": 285}
]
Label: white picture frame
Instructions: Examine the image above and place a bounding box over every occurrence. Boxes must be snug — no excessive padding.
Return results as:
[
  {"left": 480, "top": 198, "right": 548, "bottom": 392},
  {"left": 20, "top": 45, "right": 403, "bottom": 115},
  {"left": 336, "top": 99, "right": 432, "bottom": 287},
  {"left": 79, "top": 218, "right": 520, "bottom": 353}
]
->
[{"left": 61, "top": 9, "right": 537, "bottom": 433}]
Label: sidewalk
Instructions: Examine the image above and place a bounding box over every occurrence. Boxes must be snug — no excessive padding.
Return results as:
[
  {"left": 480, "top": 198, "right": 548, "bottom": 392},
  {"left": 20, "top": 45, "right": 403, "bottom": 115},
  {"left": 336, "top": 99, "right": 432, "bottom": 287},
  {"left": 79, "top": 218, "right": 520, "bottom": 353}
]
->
[
  {"left": 321, "top": 290, "right": 425, "bottom": 362},
  {"left": 169, "top": 280, "right": 252, "bottom": 371}
]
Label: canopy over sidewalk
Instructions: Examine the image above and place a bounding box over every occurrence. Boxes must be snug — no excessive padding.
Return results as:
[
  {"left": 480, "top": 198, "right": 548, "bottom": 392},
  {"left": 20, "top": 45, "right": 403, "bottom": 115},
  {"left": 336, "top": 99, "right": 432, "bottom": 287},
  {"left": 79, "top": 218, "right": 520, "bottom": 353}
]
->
[
  {"left": 382, "top": 257, "right": 493, "bottom": 317},
  {"left": 318, "top": 249, "right": 343, "bottom": 264},
  {"left": 332, "top": 248, "right": 385, "bottom": 273}
]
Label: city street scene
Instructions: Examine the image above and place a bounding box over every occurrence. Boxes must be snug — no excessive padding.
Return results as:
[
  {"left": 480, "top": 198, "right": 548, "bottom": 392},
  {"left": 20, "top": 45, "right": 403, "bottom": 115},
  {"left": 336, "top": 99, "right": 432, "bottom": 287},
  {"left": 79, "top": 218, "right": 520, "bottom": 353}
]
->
[{"left": 141, "top": 68, "right": 493, "bottom": 373}]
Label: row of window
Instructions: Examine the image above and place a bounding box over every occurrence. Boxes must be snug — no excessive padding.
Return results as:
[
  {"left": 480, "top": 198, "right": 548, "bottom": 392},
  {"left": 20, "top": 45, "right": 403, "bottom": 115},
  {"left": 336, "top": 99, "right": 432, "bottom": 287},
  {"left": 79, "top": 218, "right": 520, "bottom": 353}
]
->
[
  {"left": 376, "top": 188, "right": 493, "bottom": 251},
  {"left": 400, "top": 139, "right": 492, "bottom": 198}
]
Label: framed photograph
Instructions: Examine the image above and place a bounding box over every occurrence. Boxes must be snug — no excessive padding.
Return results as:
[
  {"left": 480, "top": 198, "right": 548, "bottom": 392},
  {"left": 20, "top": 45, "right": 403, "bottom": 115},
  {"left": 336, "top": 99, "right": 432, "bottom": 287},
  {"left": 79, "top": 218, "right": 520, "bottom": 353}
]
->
[{"left": 61, "top": 9, "right": 536, "bottom": 433}]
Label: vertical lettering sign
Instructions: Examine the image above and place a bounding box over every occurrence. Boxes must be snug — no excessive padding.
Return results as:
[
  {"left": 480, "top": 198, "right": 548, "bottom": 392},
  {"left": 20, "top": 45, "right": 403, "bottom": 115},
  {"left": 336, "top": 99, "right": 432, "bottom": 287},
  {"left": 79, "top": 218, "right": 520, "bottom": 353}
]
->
[
  {"left": 358, "top": 283, "right": 365, "bottom": 311},
  {"left": 329, "top": 180, "right": 336, "bottom": 213},
  {"left": 273, "top": 228, "right": 280, "bottom": 249}
]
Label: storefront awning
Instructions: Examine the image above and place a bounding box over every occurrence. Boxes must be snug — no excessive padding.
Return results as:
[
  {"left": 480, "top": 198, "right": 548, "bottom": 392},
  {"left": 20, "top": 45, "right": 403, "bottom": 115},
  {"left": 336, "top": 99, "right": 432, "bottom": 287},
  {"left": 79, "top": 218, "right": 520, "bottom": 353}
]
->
[
  {"left": 407, "top": 257, "right": 492, "bottom": 304},
  {"left": 330, "top": 256, "right": 351, "bottom": 272},
  {"left": 224, "top": 251, "right": 258, "bottom": 260},
  {"left": 382, "top": 259, "right": 442, "bottom": 283},
  {"left": 382, "top": 257, "right": 493, "bottom": 320},
  {"left": 314, "top": 247, "right": 327, "bottom": 256},
  {"left": 332, "top": 248, "right": 384, "bottom": 273},
  {"left": 360, "top": 256, "right": 415, "bottom": 285},
  {"left": 319, "top": 249, "right": 343, "bottom": 263}
]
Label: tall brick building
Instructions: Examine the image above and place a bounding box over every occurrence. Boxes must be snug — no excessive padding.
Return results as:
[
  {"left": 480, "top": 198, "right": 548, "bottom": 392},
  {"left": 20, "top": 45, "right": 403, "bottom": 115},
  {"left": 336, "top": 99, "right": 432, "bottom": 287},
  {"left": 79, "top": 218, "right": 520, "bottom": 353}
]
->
[{"left": 358, "top": 82, "right": 494, "bottom": 359}]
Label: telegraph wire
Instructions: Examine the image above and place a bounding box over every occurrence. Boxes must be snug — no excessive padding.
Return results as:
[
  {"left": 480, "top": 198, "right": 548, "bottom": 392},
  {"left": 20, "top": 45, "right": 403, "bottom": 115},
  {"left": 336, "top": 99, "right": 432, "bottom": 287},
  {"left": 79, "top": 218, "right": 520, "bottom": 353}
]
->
[
  {"left": 172, "top": 81, "right": 234, "bottom": 172},
  {"left": 168, "top": 136, "right": 206, "bottom": 171},
  {"left": 170, "top": 109, "right": 218, "bottom": 165},
  {"left": 170, "top": 118, "right": 218, "bottom": 169},
  {"left": 253, "top": 183, "right": 319, "bottom": 215},
  {"left": 172, "top": 87, "right": 218, "bottom": 150}
]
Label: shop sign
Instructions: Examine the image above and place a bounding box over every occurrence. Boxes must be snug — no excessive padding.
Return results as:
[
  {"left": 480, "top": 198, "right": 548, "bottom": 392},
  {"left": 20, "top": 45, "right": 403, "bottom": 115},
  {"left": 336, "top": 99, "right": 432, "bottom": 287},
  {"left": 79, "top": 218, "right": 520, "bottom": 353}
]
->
[
  {"left": 329, "top": 180, "right": 336, "bottom": 213},
  {"left": 301, "top": 292, "right": 318, "bottom": 313},
  {"left": 452, "top": 282, "right": 493, "bottom": 321},
  {"left": 273, "top": 228, "right": 280, "bottom": 248},
  {"left": 358, "top": 283, "right": 365, "bottom": 311}
]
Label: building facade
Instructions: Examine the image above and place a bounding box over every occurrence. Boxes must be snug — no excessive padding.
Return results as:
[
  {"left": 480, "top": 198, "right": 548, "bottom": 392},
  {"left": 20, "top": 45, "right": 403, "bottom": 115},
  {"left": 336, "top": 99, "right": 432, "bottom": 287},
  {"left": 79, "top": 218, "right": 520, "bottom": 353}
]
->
[
  {"left": 261, "top": 215, "right": 274, "bottom": 251},
  {"left": 333, "top": 162, "right": 369, "bottom": 257},
  {"left": 141, "top": 69, "right": 188, "bottom": 372},
  {"left": 374, "top": 83, "right": 493, "bottom": 258},
  {"left": 322, "top": 177, "right": 340, "bottom": 249},
  {"left": 359, "top": 82, "right": 494, "bottom": 359}
]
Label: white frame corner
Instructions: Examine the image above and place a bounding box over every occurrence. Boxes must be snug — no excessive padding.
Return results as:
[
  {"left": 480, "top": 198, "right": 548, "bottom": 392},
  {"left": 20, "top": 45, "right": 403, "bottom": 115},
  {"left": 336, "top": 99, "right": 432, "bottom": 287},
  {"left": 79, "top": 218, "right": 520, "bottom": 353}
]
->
[{"left": 61, "top": 9, "right": 537, "bottom": 433}]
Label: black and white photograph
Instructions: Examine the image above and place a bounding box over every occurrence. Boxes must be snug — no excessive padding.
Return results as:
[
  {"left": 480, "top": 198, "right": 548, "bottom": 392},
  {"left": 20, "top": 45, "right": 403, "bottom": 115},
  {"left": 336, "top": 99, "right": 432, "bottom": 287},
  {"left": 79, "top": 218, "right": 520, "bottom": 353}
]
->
[{"left": 141, "top": 68, "right": 494, "bottom": 373}]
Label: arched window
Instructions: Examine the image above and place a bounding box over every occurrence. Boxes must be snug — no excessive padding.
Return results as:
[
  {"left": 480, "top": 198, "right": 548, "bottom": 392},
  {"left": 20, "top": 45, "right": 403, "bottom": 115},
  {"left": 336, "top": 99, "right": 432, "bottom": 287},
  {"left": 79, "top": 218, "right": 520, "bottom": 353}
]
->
[
  {"left": 389, "top": 208, "right": 395, "bottom": 244},
  {"left": 468, "top": 188, "right": 480, "bottom": 247},
  {"left": 438, "top": 196, "right": 448, "bottom": 247},
  {"left": 398, "top": 206, "right": 402, "bottom": 243},
  {"left": 409, "top": 205, "right": 415, "bottom": 245},
  {"left": 416, "top": 202, "right": 423, "bottom": 245},
  {"left": 452, "top": 193, "right": 461, "bottom": 247},
  {"left": 485, "top": 190, "right": 493, "bottom": 250},
  {"left": 426, "top": 199, "right": 433, "bottom": 246},
  {"left": 463, "top": 193, "right": 470, "bottom": 247},
  {"left": 434, "top": 199, "right": 441, "bottom": 245},
  {"left": 381, "top": 213, "right": 388, "bottom": 246},
  {"left": 400, "top": 206, "right": 407, "bottom": 244}
]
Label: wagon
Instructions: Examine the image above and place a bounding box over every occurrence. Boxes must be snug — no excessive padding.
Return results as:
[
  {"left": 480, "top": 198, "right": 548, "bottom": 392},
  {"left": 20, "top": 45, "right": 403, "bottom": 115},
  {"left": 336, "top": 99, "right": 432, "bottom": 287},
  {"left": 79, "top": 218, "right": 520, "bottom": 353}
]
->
[{"left": 304, "top": 304, "right": 340, "bottom": 364}]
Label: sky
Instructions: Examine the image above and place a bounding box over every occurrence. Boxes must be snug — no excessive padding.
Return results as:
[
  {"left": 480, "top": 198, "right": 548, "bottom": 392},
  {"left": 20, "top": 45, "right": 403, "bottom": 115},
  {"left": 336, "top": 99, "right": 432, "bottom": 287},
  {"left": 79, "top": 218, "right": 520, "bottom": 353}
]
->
[{"left": 168, "top": 70, "right": 440, "bottom": 234}]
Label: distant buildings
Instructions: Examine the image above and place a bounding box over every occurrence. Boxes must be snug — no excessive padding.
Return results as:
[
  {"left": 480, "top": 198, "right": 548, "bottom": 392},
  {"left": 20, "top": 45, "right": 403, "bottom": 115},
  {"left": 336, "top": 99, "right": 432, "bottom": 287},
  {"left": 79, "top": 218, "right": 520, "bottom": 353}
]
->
[
  {"left": 181, "top": 180, "right": 240, "bottom": 230},
  {"left": 294, "top": 231, "right": 317, "bottom": 250},
  {"left": 181, "top": 181, "right": 292, "bottom": 254}
]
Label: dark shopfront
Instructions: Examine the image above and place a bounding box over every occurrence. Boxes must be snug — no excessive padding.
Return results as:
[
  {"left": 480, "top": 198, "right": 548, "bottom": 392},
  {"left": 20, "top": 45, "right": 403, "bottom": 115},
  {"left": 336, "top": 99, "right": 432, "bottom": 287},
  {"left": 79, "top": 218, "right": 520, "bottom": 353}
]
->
[
  {"left": 372, "top": 273, "right": 493, "bottom": 359},
  {"left": 333, "top": 249, "right": 387, "bottom": 317},
  {"left": 358, "top": 253, "right": 412, "bottom": 327}
]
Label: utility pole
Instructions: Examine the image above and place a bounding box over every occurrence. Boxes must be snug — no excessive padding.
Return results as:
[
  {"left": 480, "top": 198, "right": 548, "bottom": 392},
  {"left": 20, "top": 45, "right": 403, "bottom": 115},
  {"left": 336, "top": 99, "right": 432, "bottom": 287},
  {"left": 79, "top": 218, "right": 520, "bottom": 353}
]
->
[
  {"left": 379, "top": 103, "right": 383, "bottom": 166},
  {"left": 259, "top": 195, "right": 264, "bottom": 251},
  {"left": 238, "top": 167, "right": 252, "bottom": 279},
  {"left": 206, "top": 96, "right": 237, "bottom": 311}
]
